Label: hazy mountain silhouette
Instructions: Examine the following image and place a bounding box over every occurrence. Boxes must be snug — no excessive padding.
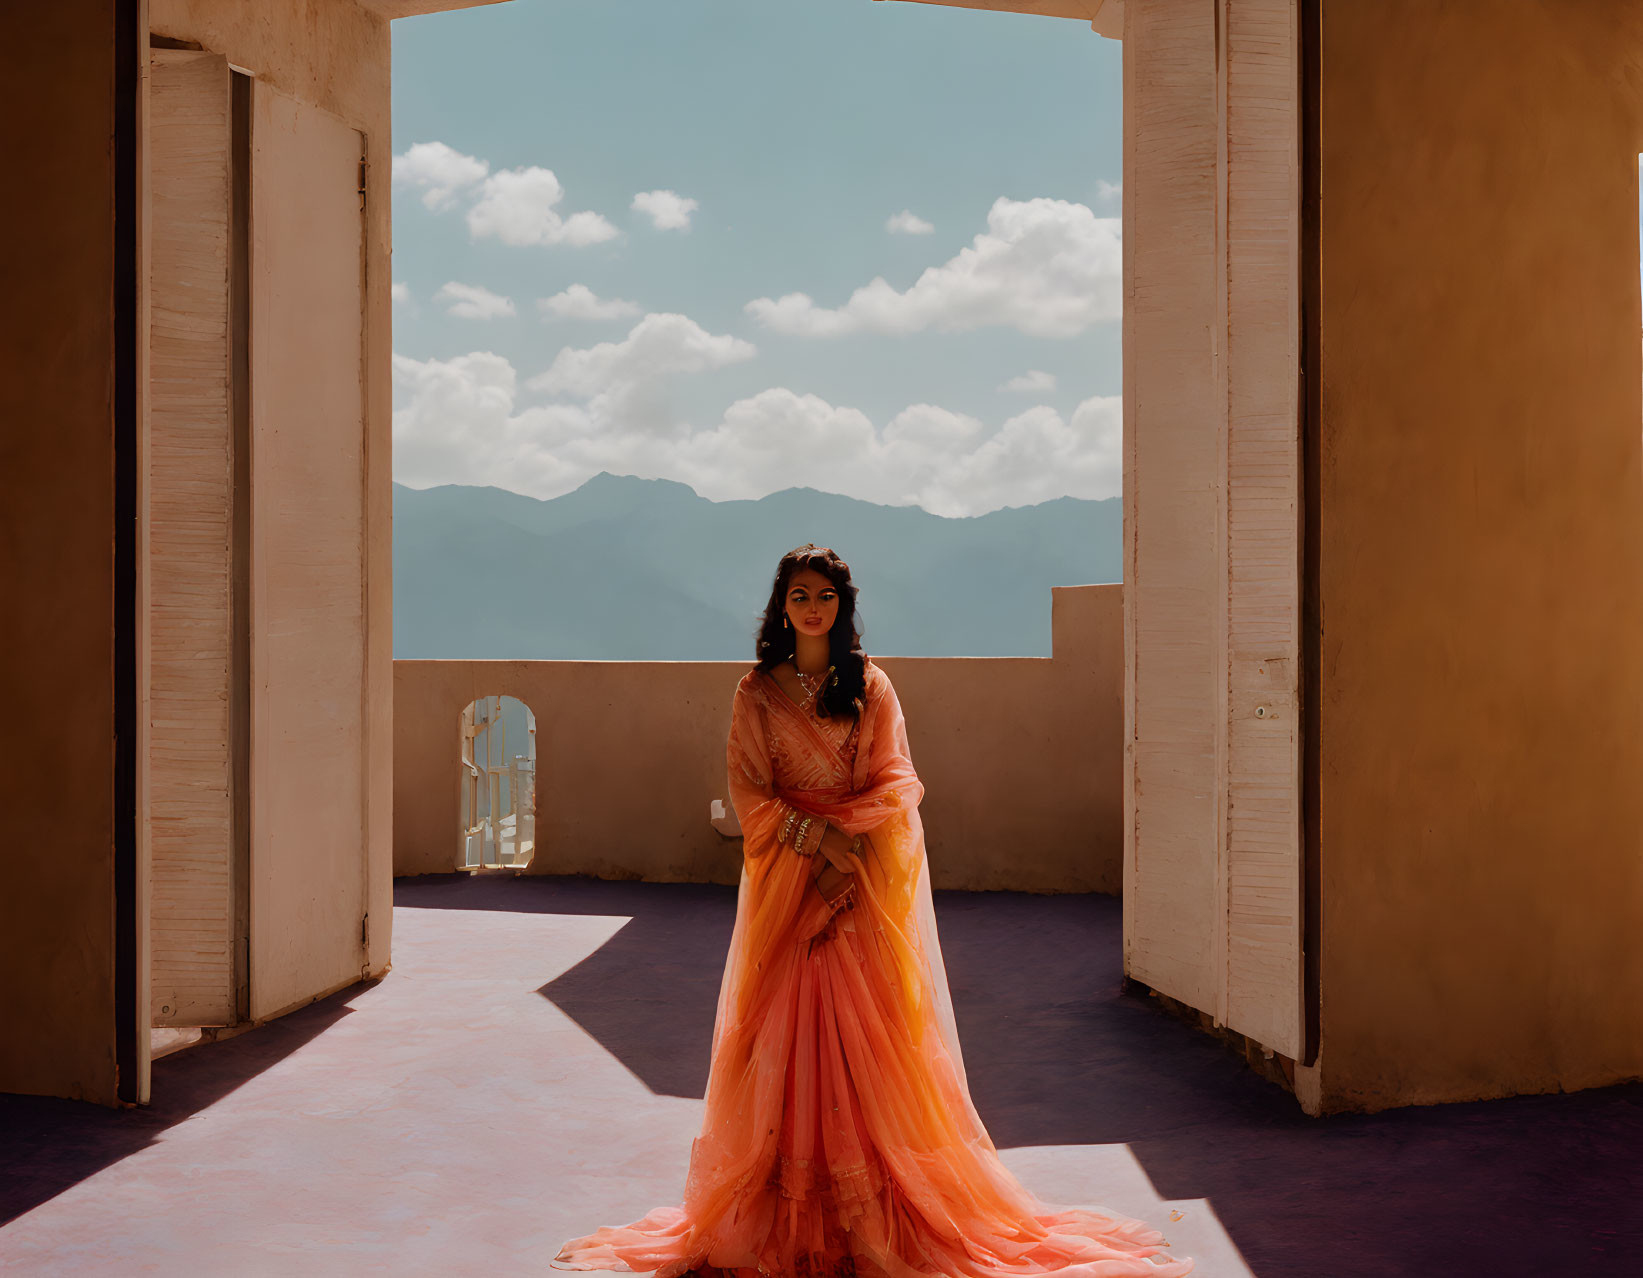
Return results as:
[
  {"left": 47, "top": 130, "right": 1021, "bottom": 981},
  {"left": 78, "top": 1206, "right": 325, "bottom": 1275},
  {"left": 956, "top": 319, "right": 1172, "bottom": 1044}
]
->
[{"left": 393, "top": 473, "right": 1121, "bottom": 659}]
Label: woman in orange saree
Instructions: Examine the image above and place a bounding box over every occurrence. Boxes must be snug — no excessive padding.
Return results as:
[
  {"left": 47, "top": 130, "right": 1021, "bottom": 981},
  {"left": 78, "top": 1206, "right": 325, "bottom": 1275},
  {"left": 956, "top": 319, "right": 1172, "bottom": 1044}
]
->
[{"left": 554, "top": 546, "right": 1191, "bottom": 1278}]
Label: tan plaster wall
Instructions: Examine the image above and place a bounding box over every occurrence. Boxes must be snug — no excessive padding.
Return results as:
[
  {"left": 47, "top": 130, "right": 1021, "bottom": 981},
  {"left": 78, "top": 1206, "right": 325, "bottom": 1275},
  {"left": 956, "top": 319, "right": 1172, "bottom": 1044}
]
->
[
  {"left": 150, "top": 0, "right": 389, "bottom": 130},
  {"left": 149, "top": 0, "right": 397, "bottom": 983},
  {"left": 395, "top": 586, "right": 1124, "bottom": 894},
  {"left": 0, "top": 0, "right": 126, "bottom": 1106},
  {"left": 1311, "top": 0, "right": 1643, "bottom": 1111}
]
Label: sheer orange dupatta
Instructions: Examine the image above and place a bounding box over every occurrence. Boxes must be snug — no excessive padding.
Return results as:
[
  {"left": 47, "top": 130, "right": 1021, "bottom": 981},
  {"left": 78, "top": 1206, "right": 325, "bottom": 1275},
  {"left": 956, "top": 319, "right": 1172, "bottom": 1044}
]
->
[
  {"left": 659, "top": 664, "right": 936, "bottom": 1274},
  {"left": 553, "top": 663, "right": 1191, "bottom": 1278}
]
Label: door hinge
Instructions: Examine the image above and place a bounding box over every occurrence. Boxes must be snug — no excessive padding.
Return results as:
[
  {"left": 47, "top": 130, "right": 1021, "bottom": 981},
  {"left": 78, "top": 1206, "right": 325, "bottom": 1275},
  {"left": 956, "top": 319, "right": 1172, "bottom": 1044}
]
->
[
  {"left": 360, "top": 911, "right": 370, "bottom": 948},
  {"left": 358, "top": 156, "right": 367, "bottom": 211}
]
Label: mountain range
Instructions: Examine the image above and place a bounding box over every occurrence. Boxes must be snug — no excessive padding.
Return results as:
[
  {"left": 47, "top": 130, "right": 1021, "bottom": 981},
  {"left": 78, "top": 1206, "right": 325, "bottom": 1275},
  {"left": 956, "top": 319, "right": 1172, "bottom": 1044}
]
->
[{"left": 393, "top": 473, "right": 1121, "bottom": 660}]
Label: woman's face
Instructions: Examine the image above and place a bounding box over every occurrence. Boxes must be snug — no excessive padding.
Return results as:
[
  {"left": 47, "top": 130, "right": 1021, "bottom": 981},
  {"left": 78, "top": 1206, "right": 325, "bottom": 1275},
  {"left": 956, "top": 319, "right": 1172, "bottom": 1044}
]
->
[{"left": 784, "top": 567, "right": 840, "bottom": 641}]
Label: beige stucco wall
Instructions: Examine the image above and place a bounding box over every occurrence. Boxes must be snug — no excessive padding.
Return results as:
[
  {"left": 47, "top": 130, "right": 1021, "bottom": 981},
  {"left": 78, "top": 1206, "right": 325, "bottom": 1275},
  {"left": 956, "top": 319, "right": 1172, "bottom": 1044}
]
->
[
  {"left": 0, "top": 0, "right": 129, "bottom": 1107},
  {"left": 395, "top": 586, "right": 1123, "bottom": 894},
  {"left": 1306, "top": 0, "right": 1643, "bottom": 1112},
  {"left": 150, "top": 0, "right": 397, "bottom": 987}
]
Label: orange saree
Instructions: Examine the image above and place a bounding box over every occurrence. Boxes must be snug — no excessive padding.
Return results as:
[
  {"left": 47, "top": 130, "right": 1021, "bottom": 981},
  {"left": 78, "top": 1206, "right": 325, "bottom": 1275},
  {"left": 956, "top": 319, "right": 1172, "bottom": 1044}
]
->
[{"left": 553, "top": 662, "right": 1192, "bottom": 1278}]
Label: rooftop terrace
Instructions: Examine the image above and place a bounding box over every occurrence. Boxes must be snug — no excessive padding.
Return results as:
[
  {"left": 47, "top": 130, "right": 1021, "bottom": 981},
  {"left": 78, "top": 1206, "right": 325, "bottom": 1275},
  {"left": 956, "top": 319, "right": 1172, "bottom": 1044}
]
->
[{"left": 3, "top": 876, "right": 1638, "bottom": 1276}]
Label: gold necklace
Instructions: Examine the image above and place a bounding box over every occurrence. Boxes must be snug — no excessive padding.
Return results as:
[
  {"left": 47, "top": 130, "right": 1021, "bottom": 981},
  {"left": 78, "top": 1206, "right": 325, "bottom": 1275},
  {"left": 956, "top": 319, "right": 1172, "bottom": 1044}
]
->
[{"left": 796, "top": 663, "right": 834, "bottom": 709}]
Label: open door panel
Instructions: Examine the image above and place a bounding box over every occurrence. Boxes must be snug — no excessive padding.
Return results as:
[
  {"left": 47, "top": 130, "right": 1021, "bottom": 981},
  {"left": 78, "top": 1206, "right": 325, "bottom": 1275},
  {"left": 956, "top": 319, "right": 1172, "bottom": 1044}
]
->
[
  {"left": 147, "top": 47, "right": 240, "bottom": 1030},
  {"left": 1124, "top": 0, "right": 1303, "bottom": 1061},
  {"left": 247, "top": 82, "right": 370, "bottom": 1021}
]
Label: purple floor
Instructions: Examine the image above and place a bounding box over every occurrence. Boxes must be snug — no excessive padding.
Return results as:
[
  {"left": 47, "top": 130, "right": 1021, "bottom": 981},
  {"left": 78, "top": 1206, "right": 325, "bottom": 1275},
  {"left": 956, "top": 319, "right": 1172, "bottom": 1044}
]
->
[{"left": 1, "top": 875, "right": 1639, "bottom": 1277}]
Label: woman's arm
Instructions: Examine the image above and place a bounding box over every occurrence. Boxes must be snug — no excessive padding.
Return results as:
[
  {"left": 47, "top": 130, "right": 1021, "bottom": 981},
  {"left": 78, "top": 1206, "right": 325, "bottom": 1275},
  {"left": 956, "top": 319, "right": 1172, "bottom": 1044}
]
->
[{"left": 726, "top": 679, "right": 789, "bottom": 860}]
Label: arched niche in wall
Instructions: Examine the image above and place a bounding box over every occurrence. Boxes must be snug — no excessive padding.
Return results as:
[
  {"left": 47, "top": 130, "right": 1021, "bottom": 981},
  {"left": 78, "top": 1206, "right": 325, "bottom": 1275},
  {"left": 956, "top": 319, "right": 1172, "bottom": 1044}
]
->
[{"left": 459, "top": 695, "right": 538, "bottom": 872}]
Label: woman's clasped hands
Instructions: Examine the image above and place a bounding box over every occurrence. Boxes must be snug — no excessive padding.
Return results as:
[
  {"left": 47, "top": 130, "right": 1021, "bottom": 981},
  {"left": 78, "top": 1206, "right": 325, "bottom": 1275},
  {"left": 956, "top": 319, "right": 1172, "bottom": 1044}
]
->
[{"left": 805, "top": 824, "right": 861, "bottom": 950}]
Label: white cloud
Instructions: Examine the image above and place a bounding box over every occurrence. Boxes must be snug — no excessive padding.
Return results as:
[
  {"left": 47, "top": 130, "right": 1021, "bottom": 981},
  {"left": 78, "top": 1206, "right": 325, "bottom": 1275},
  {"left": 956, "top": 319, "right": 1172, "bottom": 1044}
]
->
[
  {"left": 747, "top": 197, "right": 1121, "bottom": 339},
  {"left": 392, "top": 141, "right": 489, "bottom": 212},
  {"left": 466, "top": 167, "right": 619, "bottom": 247},
  {"left": 393, "top": 350, "right": 595, "bottom": 497},
  {"left": 538, "top": 284, "right": 642, "bottom": 322},
  {"left": 631, "top": 189, "right": 699, "bottom": 231},
  {"left": 1095, "top": 179, "right": 1122, "bottom": 206},
  {"left": 925, "top": 397, "right": 1123, "bottom": 515},
  {"left": 530, "top": 313, "right": 755, "bottom": 396},
  {"left": 886, "top": 210, "right": 934, "bottom": 235},
  {"left": 1000, "top": 369, "right": 1057, "bottom": 394},
  {"left": 391, "top": 281, "right": 411, "bottom": 306},
  {"left": 435, "top": 281, "right": 516, "bottom": 320},
  {"left": 527, "top": 312, "right": 756, "bottom": 433},
  {"left": 742, "top": 293, "right": 859, "bottom": 338},
  {"left": 395, "top": 344, "right": 1121, "bottom": 516},
  {"left": 394, "top": 142, "right": 620, "bottom": 249},
  {"left": 666, "top": 392, "right": 1118, "bottom": 516}
]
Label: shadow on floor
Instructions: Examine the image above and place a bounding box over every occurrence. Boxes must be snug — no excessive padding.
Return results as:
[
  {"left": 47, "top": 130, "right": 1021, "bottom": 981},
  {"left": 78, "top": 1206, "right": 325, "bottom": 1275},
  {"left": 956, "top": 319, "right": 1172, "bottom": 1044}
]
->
[
  {"left": 407, "top": 873, "right": 1643, "bottom": 1278},
  {"left": 0, "top": 985, "right": 375, "bottom": 1227},
  {"left": 400, "top": 872, "right": 736, "bottom": 1097},
  {"left": 5, "top": 874, "right": 1638, "bottom": 1277}
]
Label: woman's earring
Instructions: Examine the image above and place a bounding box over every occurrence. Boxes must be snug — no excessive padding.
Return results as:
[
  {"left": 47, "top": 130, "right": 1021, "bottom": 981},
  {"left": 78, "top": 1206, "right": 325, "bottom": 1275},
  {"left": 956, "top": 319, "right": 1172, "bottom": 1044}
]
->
[{"left": 783, "top": 616, "right": 789, "bottom": 629}]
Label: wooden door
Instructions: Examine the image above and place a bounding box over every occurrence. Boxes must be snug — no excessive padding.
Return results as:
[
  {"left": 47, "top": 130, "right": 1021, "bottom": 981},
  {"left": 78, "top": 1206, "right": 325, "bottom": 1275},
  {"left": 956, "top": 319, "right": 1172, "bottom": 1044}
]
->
[
  {"left": 147, "top": 48, "right": 245, "bottom": 1029},
  {"left": 1220, "top": 0, "right": 1303, "bottom": 1057},
  {"left": 248, "top": 83, "right": 370, "bottom": 1021},
  {"left": 1123, "top": 0, "right": 1304, "bottom": 1060}
]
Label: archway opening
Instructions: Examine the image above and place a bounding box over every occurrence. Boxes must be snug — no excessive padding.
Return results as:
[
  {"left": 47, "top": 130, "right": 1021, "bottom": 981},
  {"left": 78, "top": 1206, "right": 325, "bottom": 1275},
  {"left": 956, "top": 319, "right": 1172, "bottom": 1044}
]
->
[{"left": 459, "top": 694, "right": 537, "bottom": 871}]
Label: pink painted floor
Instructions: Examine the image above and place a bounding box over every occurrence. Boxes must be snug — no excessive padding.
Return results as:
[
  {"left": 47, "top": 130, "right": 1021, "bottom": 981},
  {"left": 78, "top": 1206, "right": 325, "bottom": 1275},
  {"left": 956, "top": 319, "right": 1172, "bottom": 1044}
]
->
[{"left": 1, "top": 876, "right": 1639, "bottom": 1277}]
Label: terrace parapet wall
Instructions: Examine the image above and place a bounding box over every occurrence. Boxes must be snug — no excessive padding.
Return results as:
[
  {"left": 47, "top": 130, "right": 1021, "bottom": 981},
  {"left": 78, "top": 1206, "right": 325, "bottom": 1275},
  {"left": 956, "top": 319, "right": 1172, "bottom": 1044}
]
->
[{"left": 393, "top": 584, "right": 1123, "bottom": 893}]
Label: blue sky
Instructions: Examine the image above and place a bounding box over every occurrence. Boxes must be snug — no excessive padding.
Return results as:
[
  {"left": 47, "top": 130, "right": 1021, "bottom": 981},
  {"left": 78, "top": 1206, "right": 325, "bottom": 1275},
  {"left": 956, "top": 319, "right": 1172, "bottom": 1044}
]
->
[{"left": 390, "top": 0, "right": 1123, "bottom": 516}]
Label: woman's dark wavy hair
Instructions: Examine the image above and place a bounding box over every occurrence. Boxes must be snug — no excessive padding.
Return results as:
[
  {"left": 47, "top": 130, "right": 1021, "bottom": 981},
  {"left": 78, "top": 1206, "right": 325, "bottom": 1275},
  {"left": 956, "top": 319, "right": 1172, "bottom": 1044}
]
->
[{"left": 755, "top": 544, "right": 867, "bottom": 719}]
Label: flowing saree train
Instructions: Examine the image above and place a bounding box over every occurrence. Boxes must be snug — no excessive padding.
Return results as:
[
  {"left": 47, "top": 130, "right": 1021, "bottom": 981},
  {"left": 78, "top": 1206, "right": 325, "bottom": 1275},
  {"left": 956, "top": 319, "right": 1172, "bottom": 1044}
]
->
[{"left": 553, "top": 662, "right": 1192, "bottom": 1278}]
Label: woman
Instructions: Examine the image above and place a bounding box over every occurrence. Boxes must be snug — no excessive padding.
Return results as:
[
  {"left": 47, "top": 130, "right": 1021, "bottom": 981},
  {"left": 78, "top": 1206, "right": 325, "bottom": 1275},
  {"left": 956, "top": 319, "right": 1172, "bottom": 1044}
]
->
[{"left": 554, "top": 546, "right": 1191, "bottom": 1278}]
